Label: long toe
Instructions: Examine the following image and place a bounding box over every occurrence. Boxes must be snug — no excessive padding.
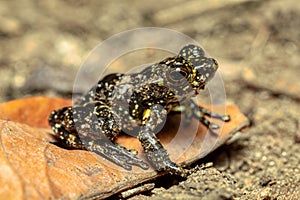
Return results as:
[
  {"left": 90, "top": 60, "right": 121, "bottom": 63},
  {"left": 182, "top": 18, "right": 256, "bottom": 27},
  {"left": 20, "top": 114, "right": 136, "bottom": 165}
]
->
[
  {"left": 222, "top": 114, "right": 231, "bottom": 122},
  {"left": 126, "top": 157, "right": 149, "bottom": 170},
  {"left": 167, "top": 163, "right": 186, "bottom": 177}
]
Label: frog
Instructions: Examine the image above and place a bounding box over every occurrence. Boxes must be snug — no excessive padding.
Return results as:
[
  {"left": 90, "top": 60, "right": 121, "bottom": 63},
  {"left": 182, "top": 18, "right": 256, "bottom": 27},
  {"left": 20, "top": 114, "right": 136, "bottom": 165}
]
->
[{"left": 48, "top": 44, "right": 230, "bottom": 177}]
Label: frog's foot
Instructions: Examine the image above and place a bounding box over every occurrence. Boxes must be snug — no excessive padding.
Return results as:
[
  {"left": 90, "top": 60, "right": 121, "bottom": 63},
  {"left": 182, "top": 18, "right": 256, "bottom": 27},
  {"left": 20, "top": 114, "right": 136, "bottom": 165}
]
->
[
  {"left": 195, "top": 105, "right": 230, "bottom": 129},
  {"left": 138, "top": 130, "right": 187, "bottom": 177},
  {"left": 145, "top": 149, "right": 187, "bottom": 177},
  {"left": 88, "top": 140, "right": 149, "bottom": 170},
  {"left": 171, "top": 101, "right": 230, "bottom": 129}
]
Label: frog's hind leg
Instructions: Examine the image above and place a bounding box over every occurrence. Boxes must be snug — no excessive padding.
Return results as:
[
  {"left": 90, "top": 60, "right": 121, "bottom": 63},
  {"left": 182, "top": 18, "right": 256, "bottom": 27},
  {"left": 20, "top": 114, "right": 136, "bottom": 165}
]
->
[
  {"left": 49, "top": 107, "right": 85, "bottom": 149},
  {"left": 73, "top": 104, "right": 149, "bottom": 170},
  {"left": 49, "top": 105, "right": 149, "bottom": 171}
]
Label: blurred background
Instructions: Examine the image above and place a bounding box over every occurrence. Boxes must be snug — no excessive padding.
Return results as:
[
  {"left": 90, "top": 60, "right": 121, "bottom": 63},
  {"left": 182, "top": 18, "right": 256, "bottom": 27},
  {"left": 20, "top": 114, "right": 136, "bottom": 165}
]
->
[
  {"left": 0, "top": 0, "right": 299, "bottom": 199},
  {"left": 1, "top": 0, "right": 299, "bottom": 103}
]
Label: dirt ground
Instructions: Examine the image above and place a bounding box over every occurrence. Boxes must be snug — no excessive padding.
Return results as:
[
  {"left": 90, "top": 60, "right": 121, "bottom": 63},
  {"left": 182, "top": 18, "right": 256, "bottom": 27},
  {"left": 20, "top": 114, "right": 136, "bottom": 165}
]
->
[{"left": 1, "top": 0, "right": 299, "bottom": 199}]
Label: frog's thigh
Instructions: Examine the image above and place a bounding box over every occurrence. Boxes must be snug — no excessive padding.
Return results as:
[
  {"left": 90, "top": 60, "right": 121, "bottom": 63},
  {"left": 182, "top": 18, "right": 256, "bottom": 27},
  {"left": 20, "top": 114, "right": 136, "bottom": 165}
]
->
[{"left": 49, "top": 107, "right": 85, "bottom": 149}]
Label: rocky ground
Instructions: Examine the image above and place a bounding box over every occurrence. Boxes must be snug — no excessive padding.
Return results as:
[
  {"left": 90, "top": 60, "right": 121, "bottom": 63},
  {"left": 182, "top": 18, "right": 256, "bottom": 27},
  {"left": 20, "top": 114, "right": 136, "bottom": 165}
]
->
[{"left": 1, "top": 0, "right": 299, "bottom": 199}]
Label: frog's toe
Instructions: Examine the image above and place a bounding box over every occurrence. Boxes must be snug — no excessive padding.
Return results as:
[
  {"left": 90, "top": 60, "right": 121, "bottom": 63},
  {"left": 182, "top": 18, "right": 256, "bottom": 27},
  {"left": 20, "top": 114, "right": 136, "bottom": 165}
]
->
[
  {"left": 152, "top": 159, "right": 186, "bottom": 177},
  {"left": 222, "top": 114, "right": 230, "bottom": 122},
  {"left": 144, "top": 148, "right": 186, "bottom": 176},
  {"left": 89, "top": 140, "right": 149, "bottom": 170},
  {"left": 114, "top": 145, "right": 149, "bottom": 169},
  {"left": 165, "top": 162, "right": 187, "bottom": 177},
  {"left": 112, "top": 151, "right": 149, "bottom": 170},
  {"left": 210, "top": 122, "right": 220, "bottom": 129},
  {"left": 126, "top": 157, "right": 149, "bottom": 170}
]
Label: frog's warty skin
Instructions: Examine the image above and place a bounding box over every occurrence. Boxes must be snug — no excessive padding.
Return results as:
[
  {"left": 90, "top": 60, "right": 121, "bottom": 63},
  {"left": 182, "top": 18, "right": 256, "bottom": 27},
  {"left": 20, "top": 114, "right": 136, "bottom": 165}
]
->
[{"left": 48, "top": 44, "right": 230, "bottom": 176}]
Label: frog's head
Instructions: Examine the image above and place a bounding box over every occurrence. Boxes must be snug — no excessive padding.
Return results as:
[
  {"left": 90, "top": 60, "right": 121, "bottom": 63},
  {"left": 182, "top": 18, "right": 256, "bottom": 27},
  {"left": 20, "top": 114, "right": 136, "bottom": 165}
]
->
[
  {"left": 179, "top": 44, "right": 219, "bottom": 94},
  {"left": 162, "top": 44, "right": 218, "bottom": 96}
]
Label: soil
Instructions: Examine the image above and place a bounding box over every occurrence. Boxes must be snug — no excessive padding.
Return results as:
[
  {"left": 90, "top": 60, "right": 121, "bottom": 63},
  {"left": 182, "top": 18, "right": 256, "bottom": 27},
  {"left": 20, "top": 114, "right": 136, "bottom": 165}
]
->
[{"left": 1, "top": 0, "right": 299, "bottom": 199}]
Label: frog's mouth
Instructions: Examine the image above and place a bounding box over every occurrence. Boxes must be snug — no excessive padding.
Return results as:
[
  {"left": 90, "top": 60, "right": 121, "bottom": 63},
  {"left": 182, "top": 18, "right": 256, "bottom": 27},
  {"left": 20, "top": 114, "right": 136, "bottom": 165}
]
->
[{"left": 193, "top": 84, "right": 205, "bottom": 95}]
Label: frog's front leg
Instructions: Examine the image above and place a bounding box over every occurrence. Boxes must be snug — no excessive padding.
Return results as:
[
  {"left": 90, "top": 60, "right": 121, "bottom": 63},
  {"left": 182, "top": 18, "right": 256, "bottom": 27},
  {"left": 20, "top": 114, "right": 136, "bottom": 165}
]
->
[
  {"left": 137, "top": 105, "right": 186, "bottom": 176},
  {"left": 49, "top": 104, "right": 148, "bottom": 170},
  {"left": 171, "top": 100, "right": 230, "bottom": 129}
]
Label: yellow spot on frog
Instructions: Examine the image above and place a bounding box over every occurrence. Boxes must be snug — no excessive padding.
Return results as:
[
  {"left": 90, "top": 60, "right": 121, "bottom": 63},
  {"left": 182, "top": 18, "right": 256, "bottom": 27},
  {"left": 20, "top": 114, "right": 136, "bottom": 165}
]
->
[
  {"left": 142, "top": 109, "right": 152, "bottom": 124},
  {"left": 68, "top": 134, "right": 77, "bottom": 145}
]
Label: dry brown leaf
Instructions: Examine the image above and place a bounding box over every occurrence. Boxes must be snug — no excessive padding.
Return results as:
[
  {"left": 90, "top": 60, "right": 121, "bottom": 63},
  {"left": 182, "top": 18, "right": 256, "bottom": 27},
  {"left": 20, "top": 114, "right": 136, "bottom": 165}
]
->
[
  {"left": 0, "top": 96, "right": 249, "bottom": 199},
  {"left": 0, "top": 96, "right": 72, "bottom": 128}
]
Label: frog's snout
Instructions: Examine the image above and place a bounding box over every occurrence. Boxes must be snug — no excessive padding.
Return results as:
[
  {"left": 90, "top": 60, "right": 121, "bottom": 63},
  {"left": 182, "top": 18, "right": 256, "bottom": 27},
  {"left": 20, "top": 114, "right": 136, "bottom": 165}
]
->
[
  {"left": 210, "top": 58, "right": 219, "bottom": 71},
  {"left": 195, "top": 57, "right": 219, "bottom": 83}
]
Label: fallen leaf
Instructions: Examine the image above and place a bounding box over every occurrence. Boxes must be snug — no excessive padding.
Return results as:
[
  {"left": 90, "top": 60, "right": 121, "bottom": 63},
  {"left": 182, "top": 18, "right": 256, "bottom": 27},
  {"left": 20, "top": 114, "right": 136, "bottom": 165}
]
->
[
  {"left": 0, "top": 96, "right": 72, "bottom": 128},
  {"left": 0, "top": 96, "right": 249, "bottom": 199}
]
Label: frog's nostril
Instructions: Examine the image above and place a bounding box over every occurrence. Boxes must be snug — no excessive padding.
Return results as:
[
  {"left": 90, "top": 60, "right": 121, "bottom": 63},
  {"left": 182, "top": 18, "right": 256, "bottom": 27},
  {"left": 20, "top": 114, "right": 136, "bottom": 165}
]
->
[{"left": 212, "top": 58, "right": 219, "bottom": 71}]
